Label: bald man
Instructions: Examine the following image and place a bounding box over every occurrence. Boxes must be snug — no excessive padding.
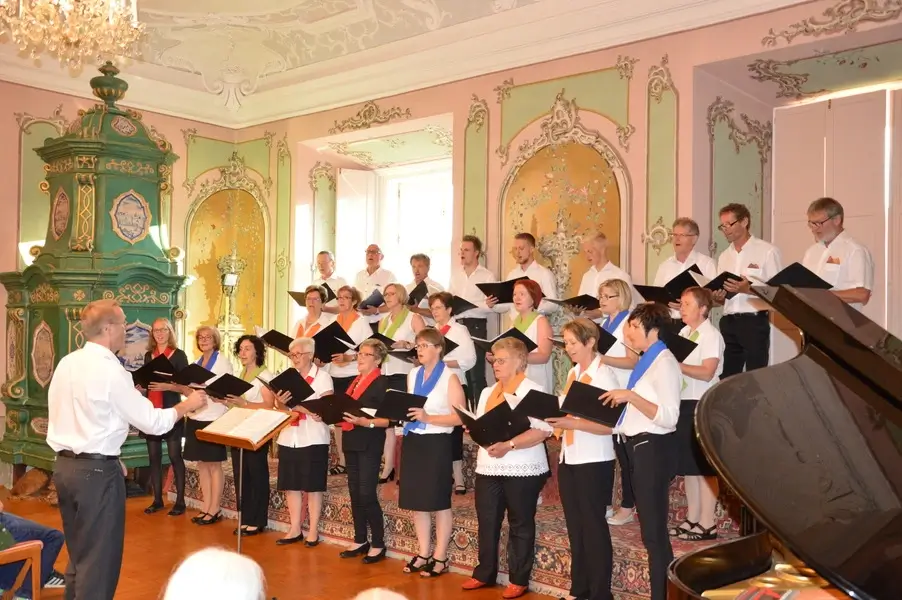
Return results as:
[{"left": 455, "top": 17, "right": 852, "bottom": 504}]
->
[
  {"left": 47, "top": 299, "right": 207, "bottom": 600},
  {"left": 578, "top": 233, "right": 639, "bottom": 321}
]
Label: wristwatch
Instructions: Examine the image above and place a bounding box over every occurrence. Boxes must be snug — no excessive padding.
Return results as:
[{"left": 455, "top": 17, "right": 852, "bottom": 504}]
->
[
  {"left": 368, "top": 420, "right": 375, "bottom": 429},
  {"left": 509, "top": 440, "right": 516, "bottom": 450}
]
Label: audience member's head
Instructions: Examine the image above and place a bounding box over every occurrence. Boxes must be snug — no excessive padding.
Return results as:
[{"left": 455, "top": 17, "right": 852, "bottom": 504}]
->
[
  {"left": 162, "top": 548, "right": 265, "bottom": 600},
  {"left": 352, "top": 589, "right": 409, "bottom": 600}
]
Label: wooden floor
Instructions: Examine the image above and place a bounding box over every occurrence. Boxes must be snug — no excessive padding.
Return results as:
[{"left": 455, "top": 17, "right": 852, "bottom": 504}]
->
[{"left": 9, "top": 496, "right": 554, "bottom": 600}]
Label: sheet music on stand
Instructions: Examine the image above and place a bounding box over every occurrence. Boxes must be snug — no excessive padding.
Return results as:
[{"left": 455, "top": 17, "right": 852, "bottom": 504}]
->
[{"left": 195, "top": 408, "right": 292, "bottom": 554}]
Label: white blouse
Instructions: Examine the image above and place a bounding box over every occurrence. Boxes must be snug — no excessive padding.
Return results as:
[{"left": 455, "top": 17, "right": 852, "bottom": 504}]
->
[
  {"left": 614, "top": 349, "right": 681, "bottom": 437},
  {"left": 380, "top": 310, "right": 418, "bottom": 377},
  {"left": 558, "top": 355, "right": 618, "bottom": 465},
  {"left": 291, "top": 311, "right": 336, "bottom": 340},
  {"left": 522, "top": 314, "right": 552, "bottom": 394},
  {"left": 406, "top": 365, "right": 458, "bottom": 435},
  {"left": 241, "top": 368, "right": 273, "bottom": 405},
  {"left": 328, "top": 316, "right": 373, "bottom": 379},
  {"left": 602, "top": 315, "right": 631, "bottom": 388},
  {"left": 679, "top": 319, "right": 724, "bottom": 401},
  {"left": 190, "top": 352, "right": 234, "bottom": 422},
  {"left": 475, "top": 377, "right": 551, "bottom": 478},
  {"left": 276, "top": 365, "right": 334, "bottom": 448},
  {"left": 440, "top": 319, "right": 477, "bottom": 385}
]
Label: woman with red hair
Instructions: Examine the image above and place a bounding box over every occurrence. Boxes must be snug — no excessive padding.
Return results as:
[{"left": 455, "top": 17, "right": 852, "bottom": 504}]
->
[{"left": 490, "top": 279, "right": 553, "bottom": 392}]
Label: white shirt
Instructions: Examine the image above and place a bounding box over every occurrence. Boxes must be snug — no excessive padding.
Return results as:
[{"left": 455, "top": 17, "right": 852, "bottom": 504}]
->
[
  {"left": 475, "top": 377, "right": 552, "bottom": 477},
  {"left": 328, "top": 316, "right": 373, "bottom": 379},
  {"left": 558, "top": 355, "right": 618, "bottom": 465},
  {"left": 190, "top": 352, "right": 234, "bottom": 421},
  {"left": 717, "top": 236, "right": 783, "bottom": 314},
  {"left": 505, "top": 260, "right": 559, "bottom": 315},
  {"left": 277, "top": 365, "right": 333, "bottom": 448},
  {"left": 578, "top": 261, "right": 639, "bottom": 309},
  {"left": 614, "top": 348, "right": 681, "bottom": 437},
  {"left": 679, "top": 320, "right": 724, "bottom": 400},
  {"left": 379, "top": 309, "right": 418, "bottom": 377},
  {"left": 291, "top": 311, "right": 336, "bottom": 340},
  {"left": 354, "top": 267, "right": 397, "bottom": 323},
  {"left": 601, "top": 315, "right": 631, "bottom": 388},
  {"left": 312, "top": 275, "right": 348, "bottom": 309},
  {"left": 406, "top": 365, "right": 457, "bottom": 435},
  {"left": 653, "top": 251, "right": 718, "bottom": 318},
  {"left": 439, "top": 319, "right": 477, "bottom": 384},
  {"left": 406, "top": 277, "right": 444, "bottom": 324},
  {"left": 448, "top": 264, "right": 498, "bottom": 319},
  {"left": 47, "top": 342, "right": 179, "bottom": 456},
  {"left": 801, "top": 231, "right": 874, "bottom": 312},
  {"left": 240, "top": 367, "right": 273, "bottom": 405},
  {"left": 522, "top": 314, "right": 552, "bottom": 393}
]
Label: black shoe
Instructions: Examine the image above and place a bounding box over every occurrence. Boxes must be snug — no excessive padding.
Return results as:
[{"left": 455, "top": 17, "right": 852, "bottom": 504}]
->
[
  {"left": 168, "top": 503, "right": 186, "bottom": 516},
  {"left": 378, "top": 469, "right": 395, "bottom": 484},
  {"left": 277, "top": 534, "right": 303, "bottom": 546},
  {"left": 362, "top": 547, "right": 387, "bottom": 564},
  {"left": 191, "top": 512, "right": 208, "bottom": 524},
  {"left": 454, "top": 485, "right": 467, "bottom": 495},
  {"left": 243, "top": 526, "right": 265, "bottom": 537},
  {"left": 304, "top": 537, "right": 320, "bottom": 547},
  {"left": 197, "top": 512, "right": 222, "bottom": 525},
  {"left": 340, "top": 542, "right": 369, "bottom": 558},
  {"left": 144, "top": 502, "right": 165, "bottom": 514}
]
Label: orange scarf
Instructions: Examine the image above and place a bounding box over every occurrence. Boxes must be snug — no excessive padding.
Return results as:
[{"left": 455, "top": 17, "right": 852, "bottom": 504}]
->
[
  {"left": 296, "top": 318, "right": 322, "bottom": 338},
  {"left": 484, "top": 372, "right": 526, "bottom": 413},
  {"left": 336, "top": 311, "right": 359, "bottom": 331},
  {"left": 556, "top": 370, "right": 592, "bottom": 445},
  {"left": 147, "top": 347, "right": 174, "bottom": 409}
]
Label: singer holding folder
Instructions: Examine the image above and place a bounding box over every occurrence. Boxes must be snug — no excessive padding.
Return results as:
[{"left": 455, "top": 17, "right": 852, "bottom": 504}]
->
[
  {"left": 273, "top": 337, "right": 334, "bottom": 546},
  {"left": 399, "top": 327, "right": 466, "bottom": 578},
  {"left": 545, "top": 318, "right": 620, "bottom": 600},
  {"left": 291, "top": 285, "right": 335, "bottom": 339},
  {"left": 487, "top": 280, "right": 553, "bottom": 393},
  {"left": 462, "top": 337, "right": 553, "bottom": 599},
  {"left": 600, "top": 303, "right": 681, "bottom": 600}
]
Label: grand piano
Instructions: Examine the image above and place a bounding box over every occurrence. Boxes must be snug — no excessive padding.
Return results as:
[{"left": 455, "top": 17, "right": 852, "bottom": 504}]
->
[{"left": 668, "top": 284, "right": 902, "bottom": 600}]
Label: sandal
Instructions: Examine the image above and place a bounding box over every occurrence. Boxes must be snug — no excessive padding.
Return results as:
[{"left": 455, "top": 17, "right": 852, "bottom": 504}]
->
[
  {"left": 454, "top": 484, "right": 466, "bottom": 495},
  {"left": 679, "top": 524, "right": 718, "bottom": 541},
  {"left": 329, "top": 465, "right": 347, "bottom": 476},
  {"left": 403, "top": 554, "right": 430, "bottom": 574},
  {"left": 669, "top": 520, "right": 697, "bottom": 537},
  {"left": 420, "top": 556, "right": 449, "bottom": 578}
]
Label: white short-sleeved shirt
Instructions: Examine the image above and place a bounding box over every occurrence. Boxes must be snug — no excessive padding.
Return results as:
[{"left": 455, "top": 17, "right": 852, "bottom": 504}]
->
[
  {"left": 558, "top": 355, "right": 618, "bottom": 465},
  {"left": 522, "top": 314, "right": 552, "bottom": 393},
  {"left": 717, "top": 236, "right": 783, "bottom": 315},
  {"left": 440, "top": 319, "right": 477, "bottom": 384},
  {"left": 678, "top": 319, "right": 724, "bottom": 400},
  {"left": 379, "top": 310, "right": 417, "bottom": 377},
  {"left": 277, "top": 365, "right": 333, "bottom": 448},
  {"left": 327, "top": 316, "right": 373, "bottom": 379},
  {"left": 801, "top": 231, "right": 874, "bottom": 312},
  {"left": 190, "top": 352, "right": 234, "bottom": 422},
  {"left": 448, "top": 265, "right": 497, "bottom": 320},
  {"left": 406, "top": 365, "right": 457, "bottom": 435},
  {"left": 614, "top": 348, "right": 681, "bottom": 437},
  {"left": 601, "top": 314, "right": 631, "bottom": 388},
  {"left": 578, "top": 261, "right": 639, "bottom": 312},
  {"left": 653, "top": 251, "right": 718, "bottom": 319}
]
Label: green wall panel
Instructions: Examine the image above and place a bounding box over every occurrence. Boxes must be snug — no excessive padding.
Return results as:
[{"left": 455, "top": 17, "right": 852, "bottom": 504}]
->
[
  {"left": 645, "top": 73, "right": 678, "bottom": 282},
  {"left": 19, "top": 123, "right": 60, "bottom": 269},
  {"left": 463, "top": 97, "right": 489, "bottom": 239},
  {"left": 311, "top": 164, "right": 336, "bottom": 258},
  {"left": 274, "top": 139, "right": 291, "bottom": 332},
  {"left": 710, "top": 121, "right": 764, "bottom": 248}
]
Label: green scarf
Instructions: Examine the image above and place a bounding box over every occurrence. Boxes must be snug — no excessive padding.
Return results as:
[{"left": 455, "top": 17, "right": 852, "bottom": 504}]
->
[
  {"left": 241, "top": 365, "right": 266, "bottom": 383},
  {"left": 379, "top": 307, "right": 410, "bottom": 339},
  {"left": 680, "top": 329, "right": 701, "bottom": 391},
  {"left": 513, "top": 311, "right": 539, "bottom": 333}
]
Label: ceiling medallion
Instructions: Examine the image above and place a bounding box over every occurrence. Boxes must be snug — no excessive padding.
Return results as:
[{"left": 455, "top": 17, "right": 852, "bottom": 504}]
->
[
  {"left": 0, "top": 0, "right": 144, "bottom": 69},
  {"left": 328, "top": 101, "right": 412, "bottom": 135}
]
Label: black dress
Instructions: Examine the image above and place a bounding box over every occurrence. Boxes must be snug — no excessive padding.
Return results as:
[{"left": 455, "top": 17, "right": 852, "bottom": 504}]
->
[{"left": 140, "top": 349, "right": 188, "bottom": 440}]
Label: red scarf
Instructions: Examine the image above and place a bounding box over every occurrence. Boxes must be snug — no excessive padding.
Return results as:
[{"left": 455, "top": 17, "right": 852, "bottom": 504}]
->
[
  {"left": 340, "top": 368, "right": 381, "bottom": 431},
  {"left": 148, "top": 347, "right": 174, "bottom": 409},
  {"left": 438, "top": 324, "right": 451, "bottom": 336},
  {"left": 291, "top": 368, "right": 317, "bottom": 426}
]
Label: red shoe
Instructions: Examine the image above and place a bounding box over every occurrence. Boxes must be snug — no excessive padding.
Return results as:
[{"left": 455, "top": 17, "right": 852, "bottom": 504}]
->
[
  {"left": 462, "top": 578, "right": 488, "bottom": 591},
  {"left": 502, "top": 583, "right": 528, "bottom": 599}
]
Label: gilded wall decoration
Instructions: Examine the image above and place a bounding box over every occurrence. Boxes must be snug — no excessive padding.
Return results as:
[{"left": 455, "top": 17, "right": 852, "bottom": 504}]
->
[
  {"left": 110, "top": 115, "right": 138, "bottom": 137},
  {"left": 648, "top": 55, "right": 675, "bottom": 103},
  {"left": 616, "top": 55, "right": 639, "bottom": 80},
  {"left": 47, "top": 158, "right": 74, "bottom": 174},
  {"left": 496, "top": 144, "right": 510, "bottom": 167},
  {"left": 51, "top": 188, "right": 70, "bottom": 241},
  {"left": 182, "top": 128, "right": 198, "bottom": 146},
  {"left": 109, "top": 190, "right": 152, "bottom": 245},
  {"left": 104, "top": 283, "right": 171, "bottom": 305},
  {"left": 467, "top": 95, "right": 489, "bottom": 132},
  {"left": 14, "top": 104, "right": 69, "bottom": 134},
  {"left": 616, "top": 124, "right": 636, "bottom": 151},
  {"left": 71, "top": 174, "right": 96, "bottom": 251},
  {"left": 425, "top": 125, "right": 453, "bottom": 151},
  {"left": 277, "top": 134, "right": 291, "bottom": 165},
  {"left": 195, "top": 152, "right": 268, "bottom": 204},
  {"left": 5, "top": 411, "right": 19, "bottom": 436},
  {"left": 308, "top": 161, "right": 336, "bottom": 193},
  {"left": 706, "top": 97, "right": 773, "bottom": 158},
  {"left": 328, "top": 101, "right": 412, "bottom": 134},
  {"left": 30, "top": 418, "right": 49, "bottom": 436},
  {"left": 8, "top": 291, "right": 22, "bottom": 304},
  {"left": 3, "top": 308, "right": 26, "bottom": 399},
  {"left": 263, "top": 131, "right": 276, "bottom": 149},
  {"left": 641, "top": 216, "right": 673, "bottom": 255},
  {"left": 65, "top": 307, "right": 85, "bottom": 353},
  {"left": 275, "top": 249, "right": 290, "bottom": 279},
  {"left": 762, "top": 0, "right": 902, "bottom": 47},
  {"left": 747, "top": 59, "right": 823, "bottom": 99},
  {"left": 327, "top": 142, "right": 381, "bottom": 167},
  {"left": 76, "top": 155, "right": 97, "bottom": 170},
  {"left": 30, "top": 283, "right": 60, "bottom": 304},
  {"left": 31, "top": 321, "right": 55, "bottom": 388},
  {"left": 72, "top": 290, "right": 86, "bottom": 301},
  {"left": 104, "top": 159, "right": 156, "bottom": 177},
  {"left": 494, "top": 78, "right": 514, "bottom": 103}
]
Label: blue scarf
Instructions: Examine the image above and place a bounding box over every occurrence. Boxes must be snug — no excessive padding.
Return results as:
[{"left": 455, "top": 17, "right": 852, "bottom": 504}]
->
[
  {"left": 403, "top": 362, "right": 446, "bottom": 435},
  {"left": 616, "top": 340, "right": 667, "bottom": 427},
  {"left": 196, "top": 350, "right": 218, "bottom": 370},
  {"left": 602, "top": 310, "right": 629, "bottom": 334}
]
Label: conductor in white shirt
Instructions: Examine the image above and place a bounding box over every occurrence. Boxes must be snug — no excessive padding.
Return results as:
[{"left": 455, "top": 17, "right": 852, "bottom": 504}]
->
[
  {"left": 505, "top": 232, "right": 559, "bottom": 315},
  {"left": 800, "top": 197, "right": 874, "bottom": 312},
  {"left": 47, "top": 299, "right": 207, "bottom": 600}
]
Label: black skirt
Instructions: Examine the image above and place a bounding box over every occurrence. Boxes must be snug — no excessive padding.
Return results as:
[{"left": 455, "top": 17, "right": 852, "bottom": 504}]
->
[
  {"left": 277, "top": 444, "right": 329, "bottom": 492},
  {"left": 140, "top": 417, "right": 185, "bottom": 442},
  {"left": 674, "top": 400, "right": 716, "bottom": 477},
  {"left": 183, "top": 419, "right": 227, "bottom": 462},
  {"left": 451, "top": 426, "right": 464, "bottom": 462},
  {"left": 398, "top": 432, "right": 453, "bottom": 512}
]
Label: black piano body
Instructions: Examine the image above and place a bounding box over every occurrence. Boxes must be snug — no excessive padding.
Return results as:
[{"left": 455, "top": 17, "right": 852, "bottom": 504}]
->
[{"left": 668, "top": 284, "right": 902, "bottom": 600}]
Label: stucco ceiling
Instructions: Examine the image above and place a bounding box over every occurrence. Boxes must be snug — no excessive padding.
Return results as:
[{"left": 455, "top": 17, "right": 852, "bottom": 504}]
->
[{"left": 0, "top": 0, "right": 812, "bottom": 127}]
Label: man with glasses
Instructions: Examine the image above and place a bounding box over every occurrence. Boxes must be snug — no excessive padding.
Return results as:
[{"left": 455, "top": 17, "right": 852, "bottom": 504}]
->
[
  {"left": 312, "top": 250, "right": 348, "bottom": 315},
  {"left": 801, "top": 197, "right": 874, "bottom": 313},
  {"left": 713, "top": 203, "right": 782, "bottom": 378},
  {"left": 652, "top": 218, "right": 717, "bottom": 329},
  {"left": 579, "top": 232, "right": 638, "bottom": 323},
  {"left": 353, "top": 244, "right": 397, "bottom": 332}
]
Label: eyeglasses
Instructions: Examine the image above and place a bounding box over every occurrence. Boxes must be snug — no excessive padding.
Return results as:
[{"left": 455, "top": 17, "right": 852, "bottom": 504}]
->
[
  {"left": 289, "top": 351, "right": 312, "bottom": 359},
  {"left": 338, "top": 295, "right": 353, "bottom": 301},
  {"left": 718, "top": 219, "right": 739, "bottom": 231},
  {"left": 358, "top": 351, "right": 376, "bottom": 358},
  {"left": 671, "top": 233, "right": 697, "bottom": 239},
  {"left": 807, "top": 215, "right": 835, "bottom": 228},
  {"left": 493, "top": 358, "right": 511, "bottom": 366},
  {"left": 365, "top": 249, "right": 381, "bottom": 255},
  {"left": 414, "top": 343, "right": 437, "bottom": 351},
  {"left": 197, "top": 335, "right": 213, "bottom": 341},
  {"left": 599, "top": 294, "right": 619, "bottom": 301}
]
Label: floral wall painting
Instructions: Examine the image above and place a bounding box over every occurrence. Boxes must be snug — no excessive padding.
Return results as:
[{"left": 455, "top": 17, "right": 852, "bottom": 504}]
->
[{"left": 31, "top": 321, "right": 54, "bottom": 388}]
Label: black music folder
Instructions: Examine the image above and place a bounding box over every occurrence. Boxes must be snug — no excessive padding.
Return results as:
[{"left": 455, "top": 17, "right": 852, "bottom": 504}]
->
[
  {"left": 561, "top": 380, "right": 623, "bottom": 428},
  {"left": 454, "top": 403, "right": 532, "bottom": 448},
  {"left": 475, "top": 276, "right": 528, "bottom": 305},
  {"left": 261, "top": 329, "right": 293, "bottom": 354},
  {"left": 258, "top": 369, "right": 316, "bottom": 409},
  {"left": 472, "top": 328, "right": 538, "bottom": 354},
  {"left": 362, "top": 332, "right": 396, "bottom": 349},
  {"left": 692, "top": 271, "right": 743, "bottom": 299},
  {"left": 407, "top": 281, "right": 429, "bottom": 306},
  {"left": 301, "top": 393, "right": 370, "bottom": 425},
  {"left": 312, "top": 321, "right": 356, "bottom": 363},
  {"left": 636, "top": 265, "right": 703, "bottom": 305},
  {"left": 659, "top": 330, "right": 698, "bottom": 363},
  {"left": 288, "top": 290, "right": 308, "bottom": 306},
  {"left": 358, "top": 288, "right": 385, "bottom": 310},
  {"left": 389, "top": 337, "right": 459, "bottom": 363},
  {"left": 635, "top": 285, "right": 676, "bottom": 305},
  {"left": 171, "top": 364, "right": 217, "bottom": 387},
  {"left": 450, "top": 295, "right": 478, "bottom": 315},
  {"left": 766, "top": 262, "right": 832, "bottom": 289},
  {"left": 204, "top": 374, "right": 254, "bottom": 400},
  {"left": 375, "top": 390, "right": 428, "bottom": 422},
  {"left": 131, "top": 353, "right": 175, "bottom": 388},
  {"left": 321, "top": 283, "right": 337, "bottom": 303},
  {"left": 549, "top": 324, "right": 617, "bottom": 355},
  {"left": 512, "top": 390, "right": 564, "bottom": 420},
  {"left": 547, "top": 294, "right": 601, "bottom": 311}
]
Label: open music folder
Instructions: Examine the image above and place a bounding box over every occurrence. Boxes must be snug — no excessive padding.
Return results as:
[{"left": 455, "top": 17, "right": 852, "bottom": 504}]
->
[
  {"left": 475, "top": 276, "right": 528, "bottom": 305},
  {"left": 131, "top": 353, "right": 175, "bottom": 388},
  {"left": 195, "top": 407, "right": 293, "bottom": 451},
  {"left": 454, "top": 403, "right": 531, "bottom": 448},
  {"left": 560, "top": 380, "right": 624, "bottom": 428},
  {"left": 375, "top": 390, "right": 428, "bottom": 422},
  {"left": 472, "top": 327, "right": 538, "bottom": 354}
]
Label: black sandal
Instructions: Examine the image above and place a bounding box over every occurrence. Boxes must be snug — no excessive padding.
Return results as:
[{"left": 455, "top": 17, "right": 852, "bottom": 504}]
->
[
  {"left": 420, "top": 557, "right": 449, "bottom": 578},
  {"left": 679, "top": 524, "right": 718, "bottom": 541},
  {"left": 403, "top": 554, "right": 430, "bottom": 574},
  {"left": 329, "top": 465, "right": 347, "bottom": 476},
  {"left": 669, "top": 520, "right": 697, "bottom": 537}
]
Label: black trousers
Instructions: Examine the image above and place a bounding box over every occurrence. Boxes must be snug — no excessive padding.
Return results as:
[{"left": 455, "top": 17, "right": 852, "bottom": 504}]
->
[
  {"left": 146, "top": 436, "right": 185, "bottom": 505},
  {"left": 230, "top": 443, "right": 271, "bottom": 529},
  {"left": 559, "top": 461, "right": 615, "bottom": 600},
  {"left": 54, "top": 456, "right": 125, "bottom": 600},
  {"left": 626, "top": 434, "right": 675, "bottom": 600},
  {"left": 612, "top": 436, "right": 635, "bottom": 509},
  {"left": 458, "top": 318, "right": 488, "bottom": 410},
  {"left": 345, "top": 449, "right": 385, "bottom": 547},
  {"left": 720, "top": 312, "right": 770, "bottom": 378},
  {"left": 473, "top": 473, "right": 547, "bottom": 586}
]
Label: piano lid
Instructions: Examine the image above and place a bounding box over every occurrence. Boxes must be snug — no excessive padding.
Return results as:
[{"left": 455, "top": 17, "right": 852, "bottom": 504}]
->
[{"left": 697, "top": 285, "right": 902, "bottom": 600}]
